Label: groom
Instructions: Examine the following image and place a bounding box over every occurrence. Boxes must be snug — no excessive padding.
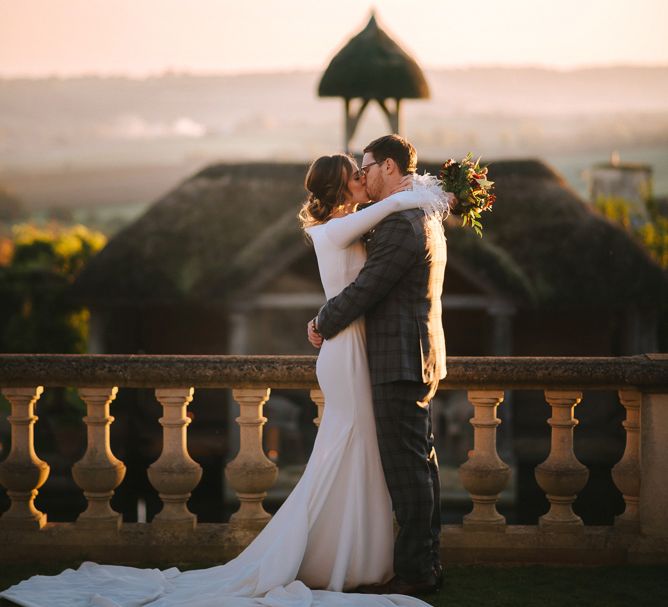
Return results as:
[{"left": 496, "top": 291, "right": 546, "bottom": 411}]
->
[{"left": 307, "top": 134, "right": 447, "bottom": 595}]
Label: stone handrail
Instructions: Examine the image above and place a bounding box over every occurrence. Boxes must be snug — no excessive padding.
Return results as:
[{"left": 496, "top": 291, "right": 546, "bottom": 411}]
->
[
  {"left": 0, "top": 353, "right": 667, "bottom": 566},
  {"left": 0, "top": 353, "right": 666, "bottom": 389}
]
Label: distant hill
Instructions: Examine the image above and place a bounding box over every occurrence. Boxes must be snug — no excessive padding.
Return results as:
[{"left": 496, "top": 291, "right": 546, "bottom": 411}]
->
[{"left": 0, "top": 66, "right": 667, "bottom": 210}]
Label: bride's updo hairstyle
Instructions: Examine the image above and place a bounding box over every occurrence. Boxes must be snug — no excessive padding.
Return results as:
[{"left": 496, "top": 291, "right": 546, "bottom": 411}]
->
[{"left": 299, "top": 154, "right": 356, "bottom": 228}]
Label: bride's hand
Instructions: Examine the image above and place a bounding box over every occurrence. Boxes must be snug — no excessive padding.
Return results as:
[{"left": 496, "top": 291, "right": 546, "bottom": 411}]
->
[
  {"left": 387, "top": 174, "right": 414, "bottom": 196},
  {"left": 307, "top": 318, "right": 323, "bottom": 349}
]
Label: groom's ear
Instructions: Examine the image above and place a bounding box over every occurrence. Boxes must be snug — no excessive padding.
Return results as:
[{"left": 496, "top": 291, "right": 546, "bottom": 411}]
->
[{"left": 384, "top": 157, "right": 399, "bottom": 175}]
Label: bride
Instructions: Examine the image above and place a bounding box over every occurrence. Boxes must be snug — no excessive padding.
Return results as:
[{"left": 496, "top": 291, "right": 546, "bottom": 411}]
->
[{"left": 1, "top": 154, "right": 448, "bottom": 607}]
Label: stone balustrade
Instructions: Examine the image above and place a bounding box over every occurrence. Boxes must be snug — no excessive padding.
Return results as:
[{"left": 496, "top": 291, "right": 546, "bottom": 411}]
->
[
  {"left": 0, "top": 353, "right": 667, "bottom": 565},
  {"left": 0, "top": 387, "right": 48, "bottom": 530},
  {"left": 72, "top": 387, "right": 125, "bottom": 530},
  {"left": 225, "top": 389, "right": 277, "bottom": 525},
  {"left": 459, "top": 390, "right": 510, "bottom": 531},
  {"left": 535, "top": 391, "right": 589, "bottom": 532},
  {"left": 148, "top": 388, "right": 202, "bottom": 530},
  {"left": 612, "top": 389, "right": 641, "bottom": 532}
]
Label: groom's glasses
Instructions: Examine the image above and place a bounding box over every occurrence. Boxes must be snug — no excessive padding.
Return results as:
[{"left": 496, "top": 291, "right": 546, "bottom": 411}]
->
[{"left": 356, "top": 161, "right": 379, "bottom": 179}]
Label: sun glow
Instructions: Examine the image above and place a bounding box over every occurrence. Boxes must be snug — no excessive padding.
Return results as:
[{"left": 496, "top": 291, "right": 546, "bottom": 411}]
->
[{"left": 0, "top": 0, "right": 666, "bottom": 77}]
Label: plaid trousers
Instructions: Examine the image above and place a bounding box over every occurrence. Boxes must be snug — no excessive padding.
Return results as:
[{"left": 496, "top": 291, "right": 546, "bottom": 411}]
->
[{"left": 372, "top": 380, "right": 441, "bottom": 581}]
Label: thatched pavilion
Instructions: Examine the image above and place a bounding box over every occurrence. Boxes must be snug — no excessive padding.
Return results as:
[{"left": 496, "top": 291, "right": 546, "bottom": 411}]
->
[
  {"left": 70, "top": 158, "right": 666, "bottom": 524},
  {"left": 72, "top": 159, "right": 665, "bottom": 359},
  {"left": 318, "top": 12, "right": 430, "bottom": 151}
]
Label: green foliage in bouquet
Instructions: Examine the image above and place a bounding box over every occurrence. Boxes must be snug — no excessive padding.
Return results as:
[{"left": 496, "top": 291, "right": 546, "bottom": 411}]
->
[{"left": 439, "top": 153, "right": 495, "bottom": 237}]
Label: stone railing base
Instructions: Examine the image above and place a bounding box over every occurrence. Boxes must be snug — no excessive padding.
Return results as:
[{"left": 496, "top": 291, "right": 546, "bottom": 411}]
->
[
  {"left": 440, "top": 525, "right": 665, "bottom": 565},
  {"left": 2, "top": 524, "right": 666, "bottom": 566}
]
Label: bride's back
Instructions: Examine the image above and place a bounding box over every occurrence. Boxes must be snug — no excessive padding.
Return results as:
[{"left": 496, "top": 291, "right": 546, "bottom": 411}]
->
[{"left": 306, "top": 224, "right": 367, "bottom": 300}]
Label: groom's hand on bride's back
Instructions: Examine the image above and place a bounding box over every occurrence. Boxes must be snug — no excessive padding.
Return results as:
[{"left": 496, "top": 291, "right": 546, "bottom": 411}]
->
[{"left": 307, "top": 318, "right": 323, "bottom": 349}]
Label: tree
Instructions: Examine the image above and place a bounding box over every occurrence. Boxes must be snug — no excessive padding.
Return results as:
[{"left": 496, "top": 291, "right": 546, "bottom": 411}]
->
[
  {"left": 594, "top": 195, "right": 668, "bottom": 270},
  {"left": 0, "top": 223, "right": 106, "bottom": 353}
]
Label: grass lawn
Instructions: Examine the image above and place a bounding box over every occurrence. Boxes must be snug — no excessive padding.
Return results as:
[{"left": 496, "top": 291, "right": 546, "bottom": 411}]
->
[{"left": 1, "top": 563, "right": 666, "bottom": 607}]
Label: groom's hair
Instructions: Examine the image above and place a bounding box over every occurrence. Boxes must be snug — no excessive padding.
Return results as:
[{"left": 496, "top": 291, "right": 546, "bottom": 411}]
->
[{"left": 364, "top": 134, "right": 417, "bottom": 175}]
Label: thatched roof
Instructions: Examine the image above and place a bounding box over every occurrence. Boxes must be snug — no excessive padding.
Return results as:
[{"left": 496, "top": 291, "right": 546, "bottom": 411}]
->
[
  {"left": 318, "top": 13, "right": 429, "bottom": 100},
  {"left": 71, "top": 159, "right": 666, "bottom": 310},
  {"left": 427, "top": 159, "right": 665, "bottom": 309},
  {"left": 72, "top": 163, "right": 308, "bottom": 306}
]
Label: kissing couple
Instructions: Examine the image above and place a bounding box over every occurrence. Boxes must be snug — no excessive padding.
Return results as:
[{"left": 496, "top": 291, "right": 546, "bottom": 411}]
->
[{"left": 1, "top": 134, "right": 453, "bottom": 607}]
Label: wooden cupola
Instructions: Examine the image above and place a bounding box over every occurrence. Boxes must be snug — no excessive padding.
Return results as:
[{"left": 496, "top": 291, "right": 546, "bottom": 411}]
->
[{"left": 318, "top": 12, "right": 430, "bottom": 152}]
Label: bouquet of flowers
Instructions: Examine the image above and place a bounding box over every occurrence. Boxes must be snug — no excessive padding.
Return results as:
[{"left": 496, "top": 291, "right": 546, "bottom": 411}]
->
[{"left": 439, "top": 153, "right": 496, "bottom": 237}]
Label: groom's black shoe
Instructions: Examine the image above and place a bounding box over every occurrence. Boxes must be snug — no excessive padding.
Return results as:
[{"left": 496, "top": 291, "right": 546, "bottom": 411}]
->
[{"left": 355, "top": 571, "right": 440, "bottom": 596}]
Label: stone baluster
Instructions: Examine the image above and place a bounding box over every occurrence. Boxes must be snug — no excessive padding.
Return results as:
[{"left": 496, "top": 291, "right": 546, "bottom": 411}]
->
[
  {"left": 147, "top": 388, "right": 202, "bottom": 530},
  {"left": 72, "top": 387, "right": 126, "bottom": 530},
  {"left": 0, "top": 387, "right": 49, "bottom": 529},
  {"left": 535, "top": 390, "right": 589, "bottom": 532},
  {"left": 310, "top": 389, "right": 325, "bottom": 427},
  {"left": 458, "top": 390, "right": 511, "bottom": 531},
  {"left": 225, "top": 388, "right": 277, "bottom": 525},
  {"left": 639, "top": 356, "right": 668, "bottom": 538},
  {"left": 611, "top": 389, "right": 641, "bottom": 532}
]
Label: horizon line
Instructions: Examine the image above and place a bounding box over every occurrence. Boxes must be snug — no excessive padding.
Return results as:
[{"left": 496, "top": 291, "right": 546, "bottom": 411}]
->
[{"left": 2, "top": 62, "right": 668, "bottom": 81}]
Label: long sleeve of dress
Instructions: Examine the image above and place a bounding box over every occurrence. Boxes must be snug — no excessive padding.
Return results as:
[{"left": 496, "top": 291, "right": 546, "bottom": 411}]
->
[
  {"left": 317, "top": 214, "right": 417, "bottom": 340},
  {"left": 322, "top": 189, "right": 426, "bottom": 249}
]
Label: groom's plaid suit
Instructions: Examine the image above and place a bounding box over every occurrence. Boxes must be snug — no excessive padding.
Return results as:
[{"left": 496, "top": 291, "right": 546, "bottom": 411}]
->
[{"left": 317, "top": 207, "right": 447, "bottom": 581}]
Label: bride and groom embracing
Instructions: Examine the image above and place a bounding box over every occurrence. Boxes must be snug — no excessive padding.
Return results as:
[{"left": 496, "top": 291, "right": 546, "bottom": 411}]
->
[{"left": 1, "top": 134, "right": 452, "bottom": 607}]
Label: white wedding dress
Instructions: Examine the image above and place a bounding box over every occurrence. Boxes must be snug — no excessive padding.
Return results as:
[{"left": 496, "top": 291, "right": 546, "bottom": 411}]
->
[{"left": 1, "top": 178, "right": 446, "bottom": 607}]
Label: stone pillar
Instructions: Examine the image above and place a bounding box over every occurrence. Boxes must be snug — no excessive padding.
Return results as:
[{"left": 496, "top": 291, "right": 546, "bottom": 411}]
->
[
  {"left": 639, "top": 383, "right": 668, "bottom": 537},
  {"left": 72, "top": 387, "right": 126, "bottom": 530},
  {"left": 147, "top": 387, "right": 202, "bottom": 531},
  {"left": 611, "top": 389, "right": 641, "bottom": 532},
  {"left": 225, "top": 388, "right": 277, "bottom": 525},
  {"left": 535, "top": 391, "right": 589, "bottom": 532},
  {"left": 623, "top": 307, "right": 658, "bottom": 354},
  {"left": 228, "top": 311, "right": 250, "bottom": 355},
  {"left": 87, "top": 307, "right": 108, "bottom": 354},
  {"left": 344, "top": 98, "right": 352, "bottom": 153},
  {"left": 310, "top": 389, "right": 325, "bottom": 428},
  {"left": 488, "top": 304, "right": 515, "bottom": 463},
  {"left": 227, "top": 310, "right": 250, "bottom": 463},
  {"left": 0, "top": 387, "right": 49, "bottom": 529},
  {"left": 488, "top": 305, "right": 514, "bottom": 357},
  {"left": 459, "top": 390, "right": 511, "bottom": 531}
]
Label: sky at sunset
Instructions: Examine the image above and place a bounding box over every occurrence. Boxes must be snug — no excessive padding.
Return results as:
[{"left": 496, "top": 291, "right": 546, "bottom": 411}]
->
[{"left": 1, "top": 0, "right": 667, "bottom": 77}]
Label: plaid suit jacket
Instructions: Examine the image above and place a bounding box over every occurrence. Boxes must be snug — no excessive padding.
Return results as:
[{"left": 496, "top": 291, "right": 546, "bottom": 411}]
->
[{"left": 317, "top": 208, "right": 447, "bottom": 385}]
